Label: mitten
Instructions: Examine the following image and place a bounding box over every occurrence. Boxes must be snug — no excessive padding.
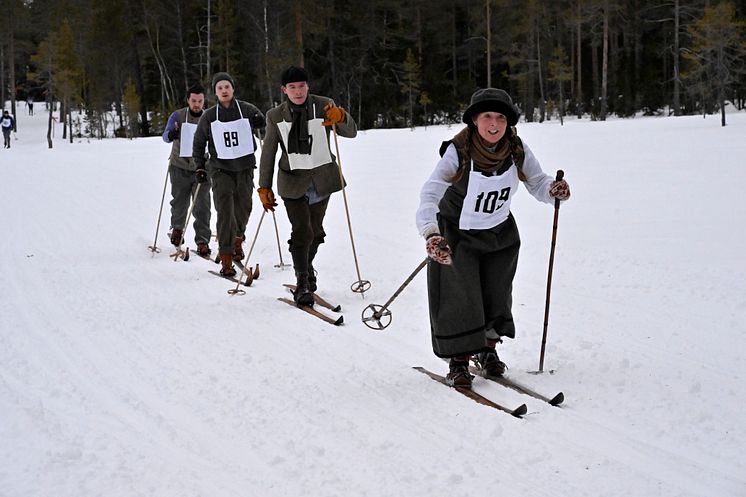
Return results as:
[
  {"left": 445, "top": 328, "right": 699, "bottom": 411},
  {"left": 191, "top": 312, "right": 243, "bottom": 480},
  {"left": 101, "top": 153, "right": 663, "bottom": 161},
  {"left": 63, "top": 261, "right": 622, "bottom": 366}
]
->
[
  {"left": 258, "top": 187, "right": 277, "bottom": 212},
  {"left": 425, "top": 234, "right": 452, "bottom": 265},
  {"left": 195, "top": 168, "right": 208, "bottom": 183},
  {"left": 549, "top": 179, "right": 570, "bottom": 200},
  {"left": 322, "top": 102, "right": 346, "bottom": 126}
]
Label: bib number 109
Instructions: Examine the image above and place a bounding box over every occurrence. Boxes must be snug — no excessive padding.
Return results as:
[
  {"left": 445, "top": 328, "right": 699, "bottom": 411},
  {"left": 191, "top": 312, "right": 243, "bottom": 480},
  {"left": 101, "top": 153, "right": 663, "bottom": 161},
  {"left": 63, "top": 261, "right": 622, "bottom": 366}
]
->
[
  {"left": 474, "top": 187, "right": 510, "bottom": 213},
  {"left": 223, "top": 131, "right": 240, "bottom": 147}
]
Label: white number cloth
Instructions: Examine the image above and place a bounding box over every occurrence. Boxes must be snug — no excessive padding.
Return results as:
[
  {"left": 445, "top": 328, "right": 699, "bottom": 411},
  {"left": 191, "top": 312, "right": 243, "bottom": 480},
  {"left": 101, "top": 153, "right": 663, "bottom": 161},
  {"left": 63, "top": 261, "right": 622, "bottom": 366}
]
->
[
  {"left": 276, "top": 116, "right": 333, "bottom": 170},
  {"left": 178, "top": 122, "right": 198, "bottom": 157},
  {"left": 458, "top": 161, "right": 518, "bottom": 230},
  {"left": 210, "top": 103, "right": 255, "bottom": 159}
]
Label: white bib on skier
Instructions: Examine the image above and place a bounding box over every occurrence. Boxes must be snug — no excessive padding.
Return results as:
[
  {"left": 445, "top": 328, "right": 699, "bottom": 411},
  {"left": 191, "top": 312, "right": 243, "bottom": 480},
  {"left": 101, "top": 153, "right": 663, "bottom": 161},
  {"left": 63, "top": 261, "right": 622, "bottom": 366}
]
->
[
  {"left": 178, "top": 122, "right": 198, "bottom": 157},
  {"left": 276, "top": 103, "right": 333, "bottom": 170},
  {"left": 210, "top": 102, "right": 255, "bottom": 159},
  {"left": 458, "top": 161, "right": 519, "bottom": 231}
]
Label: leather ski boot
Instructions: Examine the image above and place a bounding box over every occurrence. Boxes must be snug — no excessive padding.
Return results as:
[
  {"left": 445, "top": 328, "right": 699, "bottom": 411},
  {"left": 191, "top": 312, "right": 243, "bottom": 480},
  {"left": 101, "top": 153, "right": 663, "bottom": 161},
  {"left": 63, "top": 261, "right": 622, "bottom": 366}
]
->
[
  {"left": 233, "top": 235, "right": 245, "bottom": 262},
  {"left": 197, "top": 243, "right": 211, "bottom": 256},
  {"left": 170, "top": 228, "right": 184, "bottom": 246},
  {"left": 219, "top": 253, "right": 236, "bottom": 277},
  {"left": 445, "top": 357, "right": 473, "bottom": 389},
  {"left": 293, "top": 272, "right": 315, "bottom": 307},
  {"left": 477, "top": 348, "right": 506, "bottom": 377}
]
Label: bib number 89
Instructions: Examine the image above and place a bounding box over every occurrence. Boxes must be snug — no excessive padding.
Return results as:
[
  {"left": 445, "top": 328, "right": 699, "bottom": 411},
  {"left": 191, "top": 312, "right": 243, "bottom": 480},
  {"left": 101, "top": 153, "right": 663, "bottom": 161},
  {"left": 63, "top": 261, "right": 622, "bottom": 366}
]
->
[
  {"left": 223, "top": 131, "right": 239, "bottom": 147},
  {"left": 474, "top": 187, "right": 510, "bottom": 213}
]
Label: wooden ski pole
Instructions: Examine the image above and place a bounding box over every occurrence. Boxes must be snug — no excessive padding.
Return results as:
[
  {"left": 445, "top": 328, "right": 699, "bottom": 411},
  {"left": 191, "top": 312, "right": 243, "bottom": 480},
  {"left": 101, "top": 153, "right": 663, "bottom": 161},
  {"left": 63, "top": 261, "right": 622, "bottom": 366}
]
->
[
  {"left": 171, "top": 182, "right": 202, "bottom": 261},
  {"left": 228, "top": 210, "right": 266, "bottom": 295},
  {"left": 539, "top": 170, "right": 565, "bottom": 372},
  {"left": 331, "top": 123, "right": 370, "bottom": 297},
  {"left": 271, "top": 211, "right": 291, "bottom": 268},
  {"left": 361, "top": 258, "right": 428, "bottom": 330},
  {"left": 148, "top": 164, "right": 170, "bottom": 254}
]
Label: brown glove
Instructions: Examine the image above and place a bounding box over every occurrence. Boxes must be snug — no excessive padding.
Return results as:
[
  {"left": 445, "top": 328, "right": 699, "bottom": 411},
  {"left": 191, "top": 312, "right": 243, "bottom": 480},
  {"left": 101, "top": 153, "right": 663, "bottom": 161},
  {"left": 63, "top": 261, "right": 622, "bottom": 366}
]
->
[
  {"left": 257, "top": 187, "right": 277, "bottom": 212},
  {"left": 322, "top": 102, "right": 346, "bottom": 127}
]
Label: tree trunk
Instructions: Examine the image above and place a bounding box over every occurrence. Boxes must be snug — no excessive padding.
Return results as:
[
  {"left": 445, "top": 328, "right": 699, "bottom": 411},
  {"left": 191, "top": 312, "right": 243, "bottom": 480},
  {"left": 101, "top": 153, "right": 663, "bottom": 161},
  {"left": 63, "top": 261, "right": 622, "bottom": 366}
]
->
[
  {"left": 536, "top": 23, "right": 546, "bottom": 123},
  {"left": 61, "top": 100, "right": 67, "bottom": 139},
  {"left": 9, "top": 4, "right": 17, "bottom": 130},
  {"left": 672, "top": 0, "right": 681, "bottom": 116},
  {"left": 68, "top": 102, "right": 74, "bottom": 143},
  {"left": 576, "top": 0, "right": 583, "bottom": 118},
  {"left": 262, "top": 0, "right": 273, "bottom": 109},
  {"left": 486, "top": 0, "right": 491, "bottom": 87},
  {"left": 176, "top": 0, "right": 189, "bottom": 93},
  {"left": 132, "top": 39, "right": 149, "bottom": 136},
  {"left": 294, "top": 0, "right": 304, "bottom": 66},
  {"left": 600, "top": 1, "right": 609, "bottom": 121},
  {"left": 451, "top": 5, "right": 457, "bottom": 97},
  {"left": 47, "top": 101, "right": 54, "bottom": 149},
  {"left": 0, "top": 45, "right": 4, "bottom": 110}
]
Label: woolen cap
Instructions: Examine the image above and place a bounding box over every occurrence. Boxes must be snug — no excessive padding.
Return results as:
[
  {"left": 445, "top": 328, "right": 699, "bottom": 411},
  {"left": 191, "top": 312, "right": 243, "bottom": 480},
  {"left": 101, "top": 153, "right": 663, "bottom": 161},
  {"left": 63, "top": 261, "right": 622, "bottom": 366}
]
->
[
  {"left": 212, "top": 72, "right": 234, "bottom": 91},
  {"left": 462, "top": 88, "right": 519, "bottom": 127},
  {"left": 281, "top": 66, "right": 309, "bottom": 86}
]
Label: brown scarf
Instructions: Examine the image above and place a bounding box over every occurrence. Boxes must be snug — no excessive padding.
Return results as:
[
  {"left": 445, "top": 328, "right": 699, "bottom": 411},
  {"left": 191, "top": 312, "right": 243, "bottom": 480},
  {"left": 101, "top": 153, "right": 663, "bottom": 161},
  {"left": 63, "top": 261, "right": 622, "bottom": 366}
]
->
[{"left": 449, "top": 126, "right": 526, "bottom": 183}]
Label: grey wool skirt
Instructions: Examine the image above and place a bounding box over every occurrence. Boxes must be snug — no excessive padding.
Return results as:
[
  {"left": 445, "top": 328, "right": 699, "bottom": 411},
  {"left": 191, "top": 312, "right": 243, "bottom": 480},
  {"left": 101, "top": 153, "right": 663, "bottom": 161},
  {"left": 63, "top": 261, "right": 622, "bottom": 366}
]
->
[{"left": 427, "top": 213, "right": 521, "bottom": 358}]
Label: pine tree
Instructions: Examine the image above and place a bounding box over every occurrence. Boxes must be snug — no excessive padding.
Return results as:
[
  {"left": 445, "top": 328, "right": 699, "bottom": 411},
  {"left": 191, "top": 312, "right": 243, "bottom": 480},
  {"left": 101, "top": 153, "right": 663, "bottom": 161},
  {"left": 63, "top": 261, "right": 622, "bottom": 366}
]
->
[{"left": 683, "top": 1, "right": 746, "bottom": 126}]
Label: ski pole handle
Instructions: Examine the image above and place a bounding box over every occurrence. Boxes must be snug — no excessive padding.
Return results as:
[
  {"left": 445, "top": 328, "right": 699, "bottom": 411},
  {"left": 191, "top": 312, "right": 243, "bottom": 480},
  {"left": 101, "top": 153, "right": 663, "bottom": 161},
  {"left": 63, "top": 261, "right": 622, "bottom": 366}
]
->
[{"left": 554, "top": 170, "right": 564, "bottom": 209}]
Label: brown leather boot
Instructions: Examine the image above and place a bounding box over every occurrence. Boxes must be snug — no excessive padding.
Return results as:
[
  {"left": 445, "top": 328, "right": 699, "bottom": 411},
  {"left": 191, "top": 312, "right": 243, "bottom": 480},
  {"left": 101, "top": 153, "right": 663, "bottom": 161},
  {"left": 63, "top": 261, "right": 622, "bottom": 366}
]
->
[
  {"left": 220, "top": 254, "right": 236, "bottom": 277},
  {"left": 445, "top": 357, "right": 473, "bottom": 389},
  {"left": 233, "top": 235, "right": 245, "bottom": 262},
  {"left": 170, "top": 228, "right": 184, "bottom": 246}
]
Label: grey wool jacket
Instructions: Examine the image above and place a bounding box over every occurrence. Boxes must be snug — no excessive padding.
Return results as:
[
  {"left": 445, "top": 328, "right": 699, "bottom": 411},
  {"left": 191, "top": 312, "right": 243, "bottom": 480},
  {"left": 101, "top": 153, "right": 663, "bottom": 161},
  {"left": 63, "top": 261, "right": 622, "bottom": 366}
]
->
[{"left": 258, "top": 94, "right": 357, "bottom": 199}]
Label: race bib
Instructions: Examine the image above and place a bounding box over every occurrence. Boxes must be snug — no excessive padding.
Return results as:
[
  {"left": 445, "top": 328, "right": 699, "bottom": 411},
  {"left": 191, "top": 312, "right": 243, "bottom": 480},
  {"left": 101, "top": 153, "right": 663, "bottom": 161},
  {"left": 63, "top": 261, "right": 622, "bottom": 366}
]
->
[
  {"left": 458, "top": 163, "right": 519, "bottom": 230},
  {"left": 178, "top": 122, "right": 198, "bottom": 157},
  {"left": 276, "top": 117, "right": 333, "bottom": 170},
  {"left": 210, "top": 103, "right": 255, "bottom": 159}
]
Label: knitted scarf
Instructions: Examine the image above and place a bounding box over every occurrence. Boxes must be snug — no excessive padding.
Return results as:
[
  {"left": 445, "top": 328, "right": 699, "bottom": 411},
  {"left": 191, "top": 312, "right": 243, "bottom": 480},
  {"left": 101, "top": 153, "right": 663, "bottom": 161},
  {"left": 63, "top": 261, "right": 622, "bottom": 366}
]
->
[
  {"left": 287, "top": 101, "right": 312, "bottom": 155},
  {"left": 449, "top": 126, "right": 526, "bottom": 183}
]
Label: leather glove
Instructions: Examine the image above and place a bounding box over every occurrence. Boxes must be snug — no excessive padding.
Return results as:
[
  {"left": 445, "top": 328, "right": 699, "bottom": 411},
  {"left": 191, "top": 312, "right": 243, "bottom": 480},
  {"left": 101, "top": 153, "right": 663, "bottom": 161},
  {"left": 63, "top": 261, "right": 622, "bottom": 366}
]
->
[
  {"left": 167, "top": 125, "right": 180, "bottom": 141},
  {"left": 258, "top": 187, "right": 277, "bottom": 212},
  {"left": 195, "top": 168, "right": 208, "bottom": 183},
  {"left": 425, "top": 234, "right": 452, "bottom": 265},
  {"left": 322, "top": 102, "right": 346, "bottom": 126},
  {"left": 549, "top": 179, "right": 571, "bottom": 200}
]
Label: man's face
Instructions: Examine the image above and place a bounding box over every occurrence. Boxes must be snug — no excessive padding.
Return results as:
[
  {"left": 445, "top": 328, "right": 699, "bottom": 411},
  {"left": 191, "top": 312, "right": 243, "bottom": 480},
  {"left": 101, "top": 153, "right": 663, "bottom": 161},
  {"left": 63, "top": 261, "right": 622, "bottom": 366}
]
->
[
  {"left": 187, "top": 93, "right": 205, "bottom": 113},
  {"left": 215, "top": 81, "right": 234, "bottom": 105},
  {"left": 281, "top": 81, "right": 309, "bottom": 106}
]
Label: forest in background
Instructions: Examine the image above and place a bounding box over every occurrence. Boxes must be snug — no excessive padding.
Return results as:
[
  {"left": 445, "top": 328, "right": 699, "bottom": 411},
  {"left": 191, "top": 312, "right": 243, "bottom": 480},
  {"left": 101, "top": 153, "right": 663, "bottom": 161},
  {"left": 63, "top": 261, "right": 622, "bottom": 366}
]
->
[{"left": 2, "top": 0, "right": 746, "bottom": 139}]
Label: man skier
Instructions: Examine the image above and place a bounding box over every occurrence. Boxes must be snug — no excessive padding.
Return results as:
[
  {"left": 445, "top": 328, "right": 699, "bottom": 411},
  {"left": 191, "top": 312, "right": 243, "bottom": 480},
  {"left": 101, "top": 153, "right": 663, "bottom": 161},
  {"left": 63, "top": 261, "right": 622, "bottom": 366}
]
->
[
  {"left": 162, "top": 84, "right": 212, "bottom": 256},
  {"left": 258, "top": 66, "right": 357, "bottom": 305}
]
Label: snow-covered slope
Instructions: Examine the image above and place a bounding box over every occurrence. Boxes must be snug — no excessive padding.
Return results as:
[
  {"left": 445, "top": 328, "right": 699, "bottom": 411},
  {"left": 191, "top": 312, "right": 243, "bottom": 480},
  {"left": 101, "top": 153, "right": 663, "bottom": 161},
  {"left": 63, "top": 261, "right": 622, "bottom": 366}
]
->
[{"left": 2, "top": 104, "right": 745, "bottom": 496}]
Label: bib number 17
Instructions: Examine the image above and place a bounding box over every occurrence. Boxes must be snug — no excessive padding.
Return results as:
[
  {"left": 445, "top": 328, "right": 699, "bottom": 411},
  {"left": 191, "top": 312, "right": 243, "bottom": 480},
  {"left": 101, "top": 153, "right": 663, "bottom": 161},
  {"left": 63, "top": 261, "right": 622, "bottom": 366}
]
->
[
  {"left": 223, "top": 131, "right": 239, "bottom": 148},
  {"left": 474, "top": 187, "right": 510, "bottom": 213}
]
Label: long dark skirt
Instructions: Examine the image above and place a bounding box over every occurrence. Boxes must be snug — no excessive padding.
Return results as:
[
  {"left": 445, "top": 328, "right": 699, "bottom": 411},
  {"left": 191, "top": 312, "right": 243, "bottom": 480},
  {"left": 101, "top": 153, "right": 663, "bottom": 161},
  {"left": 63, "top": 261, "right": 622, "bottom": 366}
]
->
[{"left": 427, "top": 213, "right": 521, "bottom": 358}]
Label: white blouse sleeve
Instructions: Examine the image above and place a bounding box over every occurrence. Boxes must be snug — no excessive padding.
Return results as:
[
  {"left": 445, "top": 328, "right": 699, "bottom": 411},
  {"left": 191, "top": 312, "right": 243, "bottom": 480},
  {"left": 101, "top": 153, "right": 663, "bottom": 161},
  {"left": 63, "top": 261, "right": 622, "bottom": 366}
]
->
[
  {"left": 415, "top": 144, "right": 459, "bottom": 238},
  {"left": 520, "top": 141, "right": 555, "bottom": 204}
]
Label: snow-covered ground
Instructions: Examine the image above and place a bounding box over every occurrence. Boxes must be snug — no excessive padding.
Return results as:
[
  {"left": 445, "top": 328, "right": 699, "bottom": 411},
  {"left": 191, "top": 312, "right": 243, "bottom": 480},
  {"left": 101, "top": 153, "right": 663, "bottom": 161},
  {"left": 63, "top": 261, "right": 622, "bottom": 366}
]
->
[{"left": 2, "top": 102, "right": 745, "bottom": 497}]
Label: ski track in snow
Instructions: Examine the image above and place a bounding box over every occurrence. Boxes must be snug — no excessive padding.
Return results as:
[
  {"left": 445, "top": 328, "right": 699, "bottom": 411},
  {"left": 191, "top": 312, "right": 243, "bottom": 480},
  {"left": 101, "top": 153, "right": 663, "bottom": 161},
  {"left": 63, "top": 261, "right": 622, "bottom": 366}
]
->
[{"left": 1, "top": 105, "right": 745, "bottom": 496}]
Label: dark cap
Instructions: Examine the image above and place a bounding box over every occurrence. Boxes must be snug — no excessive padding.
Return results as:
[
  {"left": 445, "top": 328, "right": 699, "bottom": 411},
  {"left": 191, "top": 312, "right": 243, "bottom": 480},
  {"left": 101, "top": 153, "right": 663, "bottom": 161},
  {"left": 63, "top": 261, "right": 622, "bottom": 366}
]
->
[
  {"left": 211, "top": 72, "right": 234, "bottom": 91},
  {"left": 281, "top": 66, "right": 309, "bottom": 86},
  {"left": 462, "top": 88, "right": 519, "bottom": 127}
]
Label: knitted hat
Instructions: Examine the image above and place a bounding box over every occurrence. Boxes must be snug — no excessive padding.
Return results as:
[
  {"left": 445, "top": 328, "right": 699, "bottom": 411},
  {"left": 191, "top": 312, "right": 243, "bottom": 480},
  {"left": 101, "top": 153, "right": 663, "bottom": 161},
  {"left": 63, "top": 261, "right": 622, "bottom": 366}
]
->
[
  {"left": 462, "top": 88, "right": 519, "bottom": 127},
  {"left": 211, "top": 72, "right": 234, "bottom": 91},
  {"left": 281, "top": 66, "right": 309, "bottom": 86}
]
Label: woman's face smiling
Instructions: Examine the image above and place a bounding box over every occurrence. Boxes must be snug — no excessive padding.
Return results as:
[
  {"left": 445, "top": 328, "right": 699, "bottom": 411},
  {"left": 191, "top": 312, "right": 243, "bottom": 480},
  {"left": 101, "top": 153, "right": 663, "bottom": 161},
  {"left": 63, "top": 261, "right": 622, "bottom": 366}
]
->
[{"left": 473, "top": 111, "right": 508, "bottom": 145}]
